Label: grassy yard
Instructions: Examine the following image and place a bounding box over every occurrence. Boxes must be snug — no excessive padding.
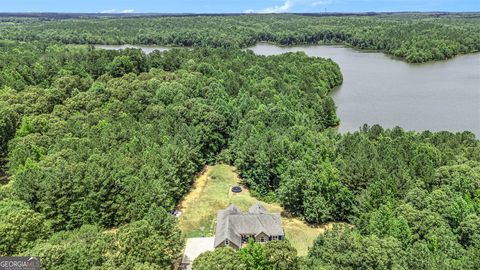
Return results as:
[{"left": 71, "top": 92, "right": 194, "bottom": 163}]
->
[{"left": 177, "top": 164, "right": 337, "bottom": 256}]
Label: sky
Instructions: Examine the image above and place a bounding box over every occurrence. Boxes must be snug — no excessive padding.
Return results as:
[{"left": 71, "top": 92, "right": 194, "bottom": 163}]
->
[{"left": 0, "top": 0, "right": 478, "bottom": 13}]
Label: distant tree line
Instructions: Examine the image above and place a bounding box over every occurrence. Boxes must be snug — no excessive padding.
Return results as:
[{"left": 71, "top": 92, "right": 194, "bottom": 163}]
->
[{"left": 0, "top": 14, "right": 479, "bottom": 62}]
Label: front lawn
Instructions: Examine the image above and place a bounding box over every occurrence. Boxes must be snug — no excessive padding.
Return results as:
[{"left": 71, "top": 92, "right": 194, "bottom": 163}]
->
[{"left": 177, "top": 164, "right": 338, "bottom": 256}]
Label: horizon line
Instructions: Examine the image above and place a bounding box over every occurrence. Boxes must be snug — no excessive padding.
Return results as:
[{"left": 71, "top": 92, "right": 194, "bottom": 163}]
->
[{"left": 0, "top": 11, "right": 479, "bottom": 15}]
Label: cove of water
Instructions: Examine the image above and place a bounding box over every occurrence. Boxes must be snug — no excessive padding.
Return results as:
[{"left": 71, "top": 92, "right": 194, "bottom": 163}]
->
[{"left": 96, "top": 44, "right": 480, "bottom": 136}]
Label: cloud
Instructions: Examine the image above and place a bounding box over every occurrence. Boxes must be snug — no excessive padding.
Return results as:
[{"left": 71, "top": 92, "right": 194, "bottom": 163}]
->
[
  {"left": 245, "top": 0, "right": 333, "bottom": 14},
  {"left": 100, "top": 9, "right": 134, "bottom": 14},
  {"left": 260, "top": 0, "right": 295, "bottom": 13},
  {"left": 100, "top": 9, "right": 116, "bottom": 13},
  {"left": 312, "top": 0, "right": 332, "bottom": 6}
]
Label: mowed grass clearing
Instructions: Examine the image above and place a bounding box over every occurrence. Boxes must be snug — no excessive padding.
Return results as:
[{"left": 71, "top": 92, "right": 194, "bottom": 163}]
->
[{"left": 177, "top": 164, "right": 337, "bottom": 256}]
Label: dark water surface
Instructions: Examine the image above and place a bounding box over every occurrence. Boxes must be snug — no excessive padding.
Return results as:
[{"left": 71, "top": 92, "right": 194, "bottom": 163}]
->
[
  {"left": 252, "top": 44, "right": 480, "bottom": 136},
  {"left": 97, "top": 44, "right": 480, "bottom": 136}
]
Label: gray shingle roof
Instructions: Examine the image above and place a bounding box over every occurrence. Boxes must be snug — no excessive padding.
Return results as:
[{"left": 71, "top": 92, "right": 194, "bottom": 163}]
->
[
  {"left": 248, "top": 202, "right": 267, "bottom": 214},
  {"left": 214, "top": 203, "right": 283, "bottom": 248}
]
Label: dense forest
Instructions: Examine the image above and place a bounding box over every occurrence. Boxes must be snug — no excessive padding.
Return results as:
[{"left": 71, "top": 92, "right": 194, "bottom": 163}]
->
[
  {"left": 231, "top": 125, "right": 480, "bottom": 269},
  {"left": 1, "top": 13, "right": 480, "bottom": 62},
  {"left": 195, "top": 125, "right": 480, "bottom": 269},
  {"left": 0, "top": 41, "right": 341, "bottom": 268},
  {"left": 1, "top": 14, "right": 479, "bottom": 270}
]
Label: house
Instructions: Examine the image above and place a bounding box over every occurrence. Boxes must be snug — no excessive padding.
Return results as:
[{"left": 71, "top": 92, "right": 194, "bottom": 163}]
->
[{"left": 214, "top": 202, "right": 284, "bottom": 249}]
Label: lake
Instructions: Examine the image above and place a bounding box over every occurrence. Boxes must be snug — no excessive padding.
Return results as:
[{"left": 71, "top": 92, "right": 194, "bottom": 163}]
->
[{"left": 96, "top": 44, "right": 480, "bottom": 136}]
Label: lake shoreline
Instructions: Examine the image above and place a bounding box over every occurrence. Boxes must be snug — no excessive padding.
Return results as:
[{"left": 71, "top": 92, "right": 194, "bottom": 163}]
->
[
  {"left": 94, "top": 43, "right": 480, "bottom": 137},
  {"left": 91, "top": 41, "right": 480, "bottom": 64}
]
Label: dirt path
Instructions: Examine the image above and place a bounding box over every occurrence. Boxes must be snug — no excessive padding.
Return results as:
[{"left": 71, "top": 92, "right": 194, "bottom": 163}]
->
[{"left": 177, "top": 165, "right": 210, "bottom": 214}]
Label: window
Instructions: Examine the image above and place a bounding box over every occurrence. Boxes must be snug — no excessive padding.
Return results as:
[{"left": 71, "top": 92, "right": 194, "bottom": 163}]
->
[
  {"left": 272, "top": 236, "right": 278, "bottom": 240},
  {"left": 225, "top": 239, "right": 229, "bottom": 245},
  {"left": 260, "top": 237, "right": 265, "bottom": 242}
]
